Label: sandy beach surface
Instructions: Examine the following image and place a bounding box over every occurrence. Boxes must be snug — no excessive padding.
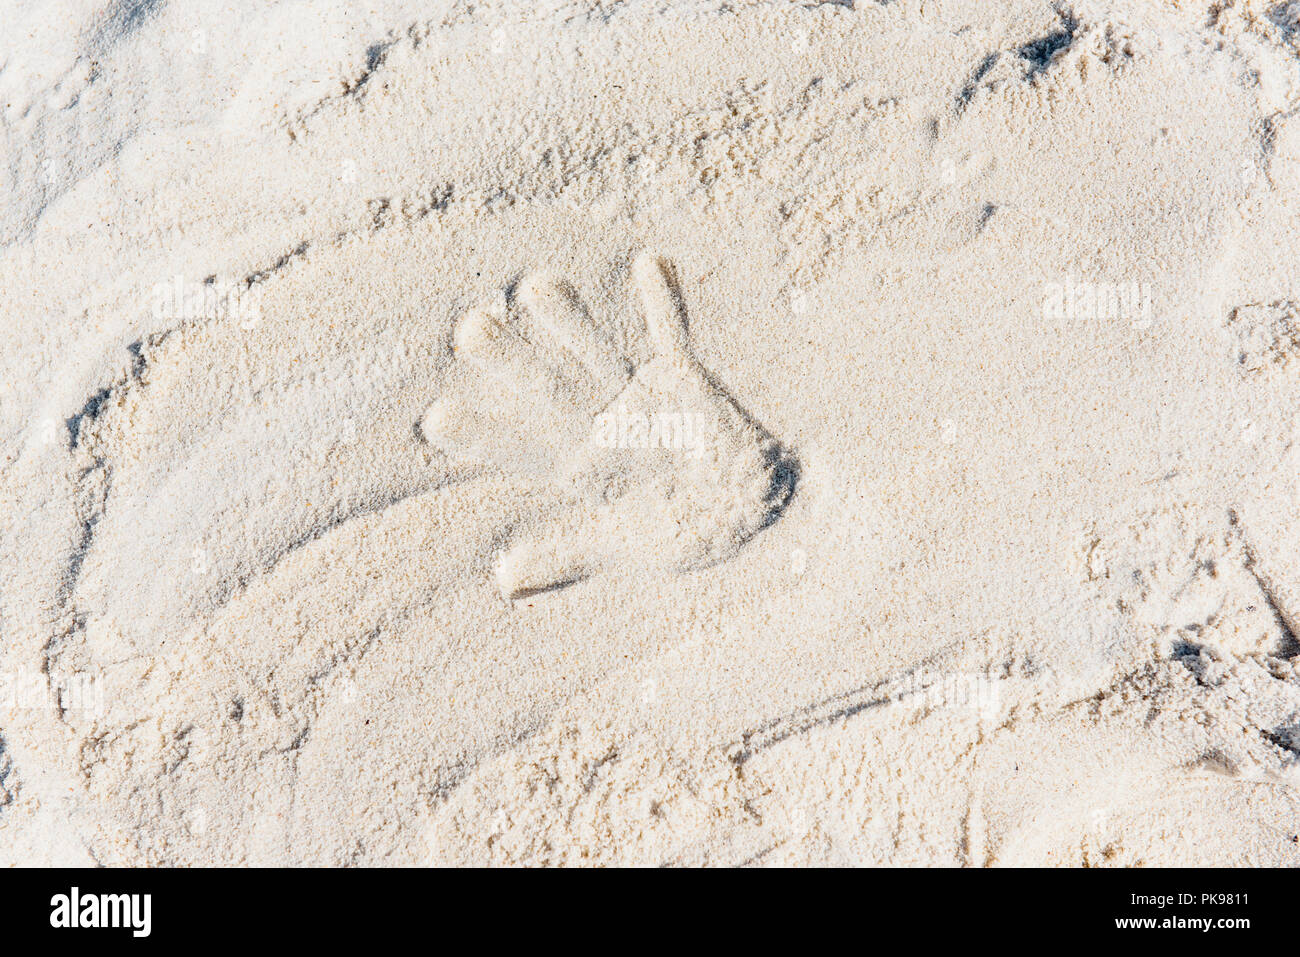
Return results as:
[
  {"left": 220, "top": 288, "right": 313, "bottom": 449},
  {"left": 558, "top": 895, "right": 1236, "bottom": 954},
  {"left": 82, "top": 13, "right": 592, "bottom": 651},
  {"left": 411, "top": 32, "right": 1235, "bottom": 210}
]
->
[{"left": 3, "top": 0, "right": 1300, "bottom": 865}]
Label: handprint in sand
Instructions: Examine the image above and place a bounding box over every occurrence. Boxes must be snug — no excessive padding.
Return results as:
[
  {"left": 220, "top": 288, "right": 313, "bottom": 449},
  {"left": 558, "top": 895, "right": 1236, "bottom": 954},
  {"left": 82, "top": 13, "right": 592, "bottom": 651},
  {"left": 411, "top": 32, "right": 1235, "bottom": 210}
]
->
[{"left": 420, "top": 254, "right": 798, "bottom": 598}]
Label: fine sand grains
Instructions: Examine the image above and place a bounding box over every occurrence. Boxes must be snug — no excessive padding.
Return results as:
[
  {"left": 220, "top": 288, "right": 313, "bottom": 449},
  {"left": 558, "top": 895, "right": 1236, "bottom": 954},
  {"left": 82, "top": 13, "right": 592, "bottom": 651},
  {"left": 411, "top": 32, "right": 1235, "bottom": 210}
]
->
[{"left": 2, "top": 0, "right": 1300, "bottom": 864}]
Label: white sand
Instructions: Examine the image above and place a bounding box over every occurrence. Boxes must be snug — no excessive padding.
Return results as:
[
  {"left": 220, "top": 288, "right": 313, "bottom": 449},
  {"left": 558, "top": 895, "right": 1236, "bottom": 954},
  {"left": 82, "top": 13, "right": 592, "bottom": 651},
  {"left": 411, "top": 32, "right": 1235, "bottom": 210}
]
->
[{"left": 3, "top": 0, "right": 1300, "bottom": 865}]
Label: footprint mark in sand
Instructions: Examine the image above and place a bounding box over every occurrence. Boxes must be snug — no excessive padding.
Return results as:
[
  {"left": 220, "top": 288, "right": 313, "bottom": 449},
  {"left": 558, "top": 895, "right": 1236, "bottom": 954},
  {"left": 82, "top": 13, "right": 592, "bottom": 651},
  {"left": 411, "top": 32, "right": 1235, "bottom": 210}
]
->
[{"left": 420, "top": 253, "right": 798, "bottom": 598}]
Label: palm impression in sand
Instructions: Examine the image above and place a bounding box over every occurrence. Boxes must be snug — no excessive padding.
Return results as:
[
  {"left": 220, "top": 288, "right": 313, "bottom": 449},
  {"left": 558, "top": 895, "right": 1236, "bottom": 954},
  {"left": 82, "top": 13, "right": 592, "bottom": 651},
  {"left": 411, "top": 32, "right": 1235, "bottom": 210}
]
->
[{"left": 420, "top": 254, "right": 798, "bottom": 598}]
